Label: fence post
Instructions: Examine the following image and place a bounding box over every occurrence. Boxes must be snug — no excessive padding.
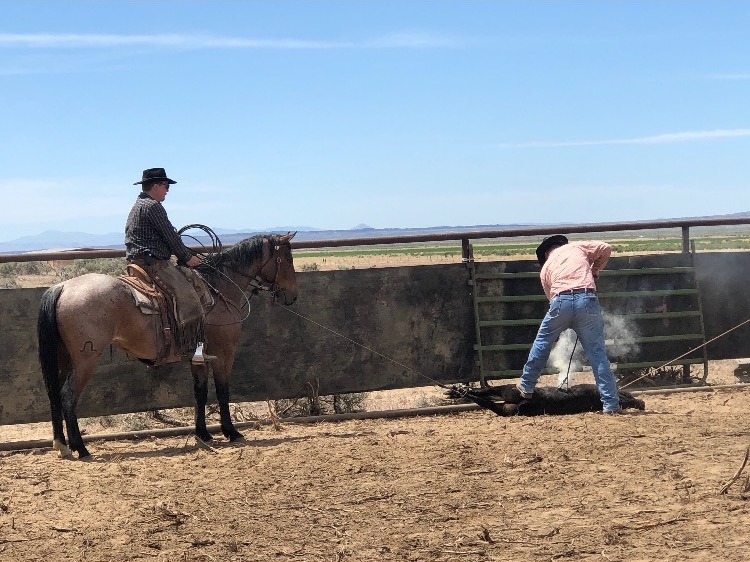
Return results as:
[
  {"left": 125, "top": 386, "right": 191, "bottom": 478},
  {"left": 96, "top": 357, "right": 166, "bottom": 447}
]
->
[
  {"left": 682, "top": 226, "right": 690, "bottom": 253},
  {"left": 461, "top": 238, "right": 473, "bottom": 264}
]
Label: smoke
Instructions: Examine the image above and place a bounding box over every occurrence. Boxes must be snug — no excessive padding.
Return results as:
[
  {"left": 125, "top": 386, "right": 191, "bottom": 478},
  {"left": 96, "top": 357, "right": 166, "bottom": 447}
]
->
[
  {"left": 549, "top": 329, "right": 585, "bottom": 387},
  {"left": 603, "top": 313, "right": 641, "bottom": 360},
  {"left": 548, "top": 314, "right": 641, "bottom": 387}
]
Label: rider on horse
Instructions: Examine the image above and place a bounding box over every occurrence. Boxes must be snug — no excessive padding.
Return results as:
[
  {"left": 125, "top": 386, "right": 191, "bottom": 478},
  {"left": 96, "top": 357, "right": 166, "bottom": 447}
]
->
[{"left": 125, "top": 167, "right": 214, "bottom": 365}]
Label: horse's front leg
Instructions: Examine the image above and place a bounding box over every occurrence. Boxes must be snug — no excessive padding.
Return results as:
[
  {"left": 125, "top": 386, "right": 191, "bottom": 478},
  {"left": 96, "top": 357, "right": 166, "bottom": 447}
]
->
[
  {"left": 191, "top": 363, "right": 212, "bottom": 442},
  {"left": 213, "top": 365, "right": 243, "bottom": 441}
]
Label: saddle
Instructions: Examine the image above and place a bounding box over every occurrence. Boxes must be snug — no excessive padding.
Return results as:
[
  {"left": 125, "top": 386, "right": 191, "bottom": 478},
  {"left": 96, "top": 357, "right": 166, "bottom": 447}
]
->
[{"left": 118, "top": 263, "right": 215, "bottom": 364}]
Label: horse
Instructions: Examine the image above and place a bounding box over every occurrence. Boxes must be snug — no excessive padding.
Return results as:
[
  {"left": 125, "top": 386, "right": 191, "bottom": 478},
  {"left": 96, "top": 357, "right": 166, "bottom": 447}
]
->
[
  {"left": 448, "top": 383, "right": 645, "bottom": 416},
  {"left": 37, "top": 233, "right": 297, "bottom": 459}
]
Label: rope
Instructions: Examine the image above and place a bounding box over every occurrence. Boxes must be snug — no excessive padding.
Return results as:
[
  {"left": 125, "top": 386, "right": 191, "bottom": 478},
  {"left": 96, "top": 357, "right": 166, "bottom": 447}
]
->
[
  {"left": 557, "top": 335, "right": 578, "bottom": 391},
  {"left": 201, "top": 269, "right": 255, "bottom": 327},
  {"left": 176, "top": 224, "right": 253, "bottom": 326},
  {"left": 620, "top": 316, "right": 750, "bottom": 390},
  {"left": 177, "top": 223, "right": 222, "bottom": 261}
]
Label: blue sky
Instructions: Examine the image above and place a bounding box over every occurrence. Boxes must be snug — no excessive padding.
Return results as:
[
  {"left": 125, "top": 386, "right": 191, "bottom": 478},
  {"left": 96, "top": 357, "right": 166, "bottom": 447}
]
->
[{"left": 1, "top": 1, "right": 748, "bottom": 242}]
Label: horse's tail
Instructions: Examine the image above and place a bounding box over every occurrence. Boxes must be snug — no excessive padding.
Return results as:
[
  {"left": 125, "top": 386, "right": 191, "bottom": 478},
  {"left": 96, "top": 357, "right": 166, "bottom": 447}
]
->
[{"left": 38, "top": 284, "right": 66, "bottom": 447}]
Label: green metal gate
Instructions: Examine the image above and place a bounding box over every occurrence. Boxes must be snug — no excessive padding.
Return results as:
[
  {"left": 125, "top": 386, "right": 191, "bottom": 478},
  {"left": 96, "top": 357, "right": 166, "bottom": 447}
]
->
[{"left": 470, "top": 252, "right": 708, "bottom": 387}]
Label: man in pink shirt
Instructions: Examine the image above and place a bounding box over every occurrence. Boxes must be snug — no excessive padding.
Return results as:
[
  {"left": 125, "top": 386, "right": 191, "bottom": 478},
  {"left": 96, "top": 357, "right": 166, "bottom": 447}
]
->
[{"left": 516, "top": 235, "right": 622, "bottom": 413}]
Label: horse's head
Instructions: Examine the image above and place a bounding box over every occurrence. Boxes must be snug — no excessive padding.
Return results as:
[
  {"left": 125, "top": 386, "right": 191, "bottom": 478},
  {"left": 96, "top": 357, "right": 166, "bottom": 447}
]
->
[
  {"left": 200, "top": 232, "right": 298, "bottom": 306},
  {"left": 257, "top": 232, "right": 298, "bottom": 306}
]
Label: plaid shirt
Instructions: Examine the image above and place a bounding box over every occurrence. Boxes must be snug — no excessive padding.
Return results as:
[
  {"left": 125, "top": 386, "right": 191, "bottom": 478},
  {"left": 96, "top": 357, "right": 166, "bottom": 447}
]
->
[{"left": 125, "top": 192, "right": 192, "bottom": 262}]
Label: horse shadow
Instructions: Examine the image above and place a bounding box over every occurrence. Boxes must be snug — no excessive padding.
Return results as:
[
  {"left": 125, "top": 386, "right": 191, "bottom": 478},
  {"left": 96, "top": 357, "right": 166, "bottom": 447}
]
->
[{"left": 70, "top": 433, "right": 315, "bottom": 462}]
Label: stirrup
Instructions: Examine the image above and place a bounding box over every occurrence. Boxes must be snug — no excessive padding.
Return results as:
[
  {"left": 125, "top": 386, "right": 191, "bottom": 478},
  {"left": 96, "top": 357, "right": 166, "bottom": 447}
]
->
[
  {"left": 192, "top": 342, "right": 217, "bottom": 364},
  {"left": 192, "top": 353, "right": 218, "bottom": 365}
]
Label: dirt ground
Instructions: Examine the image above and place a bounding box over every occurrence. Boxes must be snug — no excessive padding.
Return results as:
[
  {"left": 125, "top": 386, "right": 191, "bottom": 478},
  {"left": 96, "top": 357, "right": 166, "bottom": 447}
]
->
[{"left": 2, "top": 362, "right": 750, "bottom": 562}]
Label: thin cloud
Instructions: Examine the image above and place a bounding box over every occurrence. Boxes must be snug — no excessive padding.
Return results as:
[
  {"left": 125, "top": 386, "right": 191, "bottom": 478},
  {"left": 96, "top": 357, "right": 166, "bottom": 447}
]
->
[
  {"left": 709, "top": 73, "right": 750, "bottom": 80},
  {"left": 497, "top": 129, "right": 750, "bottom": 148},
  {"left": 0, "top": 32, "right": 456, "bottom": 50}
]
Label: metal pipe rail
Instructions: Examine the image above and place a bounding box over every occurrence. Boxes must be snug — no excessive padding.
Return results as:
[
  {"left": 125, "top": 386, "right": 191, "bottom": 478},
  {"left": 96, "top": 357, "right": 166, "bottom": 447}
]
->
[{"left": 2, "top": 216, "right": 750, "bottom": 263}]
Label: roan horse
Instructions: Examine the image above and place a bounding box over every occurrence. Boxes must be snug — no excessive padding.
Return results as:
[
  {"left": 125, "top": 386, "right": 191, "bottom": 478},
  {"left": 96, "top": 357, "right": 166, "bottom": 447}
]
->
[{"left": 37, "top": 233, "right": 297, "bottom": 458}]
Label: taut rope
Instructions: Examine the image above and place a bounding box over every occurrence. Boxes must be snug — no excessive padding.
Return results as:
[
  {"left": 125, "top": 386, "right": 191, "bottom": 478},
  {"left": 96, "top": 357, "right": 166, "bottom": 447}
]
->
[{"left": 620, "top": 316, "right": 750, "bottom": 390}]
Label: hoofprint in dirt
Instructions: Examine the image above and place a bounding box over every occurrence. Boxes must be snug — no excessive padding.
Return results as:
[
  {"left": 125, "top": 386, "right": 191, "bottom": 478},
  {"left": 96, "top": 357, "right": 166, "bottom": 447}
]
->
[{"left": 2, "top": 388, "right": 750, "bottom": 562}]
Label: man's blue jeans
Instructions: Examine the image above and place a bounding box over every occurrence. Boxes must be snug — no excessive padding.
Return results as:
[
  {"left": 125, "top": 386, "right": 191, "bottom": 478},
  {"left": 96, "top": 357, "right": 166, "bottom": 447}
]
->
[{"left": 518, "top": 292, "right": 621, "bottom": 412}]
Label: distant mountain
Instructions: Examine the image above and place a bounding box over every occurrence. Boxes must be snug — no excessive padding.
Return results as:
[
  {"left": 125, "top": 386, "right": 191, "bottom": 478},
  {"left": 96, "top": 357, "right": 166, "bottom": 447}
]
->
[
  {"left": 186, "top": 226, "right": 323, "bottom": 235},
  {"left": 0, "top": 225, "right": 327, "bottom": 253},
  {"left": 0, "top": 224, "right": 537, "bottom": 253},
  {"left": 0, "top": 230, "right": 125, "bottom": 253}
]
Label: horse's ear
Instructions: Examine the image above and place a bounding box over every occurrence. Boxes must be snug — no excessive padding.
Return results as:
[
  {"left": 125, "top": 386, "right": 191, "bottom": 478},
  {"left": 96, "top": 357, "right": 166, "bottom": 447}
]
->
[{"left": 286, "top": 231, "right": 297, "bottom": 241}]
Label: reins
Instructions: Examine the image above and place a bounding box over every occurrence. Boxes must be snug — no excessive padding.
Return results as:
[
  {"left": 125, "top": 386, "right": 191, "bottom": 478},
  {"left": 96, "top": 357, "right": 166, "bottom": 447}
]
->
[{"left": 199, "top": 253, "right": 283, "bottom": 327}]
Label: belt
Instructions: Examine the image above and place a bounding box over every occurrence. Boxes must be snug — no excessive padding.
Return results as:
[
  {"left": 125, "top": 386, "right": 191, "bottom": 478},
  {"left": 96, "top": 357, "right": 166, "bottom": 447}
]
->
[
  {"left": 557, "top": 288, "right": 596, "bottom": 295},
  {"left": 127, "top": 255, "right": 168, "bottom": 263},
  {"left": 128, "top": 254, "right": 169, "bottom": 266}
]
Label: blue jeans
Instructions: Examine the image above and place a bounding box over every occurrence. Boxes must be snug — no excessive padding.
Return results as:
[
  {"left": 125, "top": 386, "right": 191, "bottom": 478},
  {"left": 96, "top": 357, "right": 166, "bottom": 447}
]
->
[{"left": 519, "top": 293, "right": 621, "bottom": 412}]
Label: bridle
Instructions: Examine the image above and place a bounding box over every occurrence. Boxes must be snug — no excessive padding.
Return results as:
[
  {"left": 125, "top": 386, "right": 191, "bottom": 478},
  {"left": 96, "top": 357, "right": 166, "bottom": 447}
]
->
[
  {"left": 250, "top": 237, "right": 292, "bottom": 304},
  {"left": 250, "top": 239, "right": 286, "bottom": 303}
]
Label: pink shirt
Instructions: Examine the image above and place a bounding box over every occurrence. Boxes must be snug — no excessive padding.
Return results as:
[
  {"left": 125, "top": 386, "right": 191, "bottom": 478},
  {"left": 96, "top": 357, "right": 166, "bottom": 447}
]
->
[{"left": 540, "top": 241, "right": 611, "bottom": 300}]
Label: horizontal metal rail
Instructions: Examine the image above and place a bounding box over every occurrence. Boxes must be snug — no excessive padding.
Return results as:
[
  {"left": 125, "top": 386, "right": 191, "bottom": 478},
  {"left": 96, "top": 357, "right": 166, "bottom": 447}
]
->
[
  {"left": 472, "top": 267, "right": 695, "bottom": 282},
  {"left": 476, "top": 288, "right": 698, "bottom": 303},
  {"left": 599, "top": 289, "right": 697, "bottom": 298},
  {"left": 482, "top": 358, "right": 707, "bottom": 379},
  {"left": 621, "top": 334, "right": 705, "bottom": 343},
  {"left": 2, "top": 216, "right": 750, "bottom": 263},
  {"left": 479, "top": 318, "right": 547, "bottom": 327},
  {"left": 476, "top": 333, "right": 704, "bottom": 352},
  {"left": 599, "top": 267, "right": 695, "bottom": 276},
  {"left": 614, "top": 358, "right": 706, "bottom": 370},
  {"left": 293, "top": 216, "right": 750, "bottom": 249},
  {"left": 617, "top": 311, "right": 702, "bottom": 321},
  {"left": 476, "top": 294, "right": 548, "bottom": 303},
  {"left": 479, "top": 310, "right": 702, "bottom": 327}
]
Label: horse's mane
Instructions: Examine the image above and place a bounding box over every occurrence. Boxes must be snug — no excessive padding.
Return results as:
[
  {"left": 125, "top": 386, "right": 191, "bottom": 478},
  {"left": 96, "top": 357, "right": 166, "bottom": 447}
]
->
[{"left": 196, "top": 234, "right": 273, "bottom": 280}]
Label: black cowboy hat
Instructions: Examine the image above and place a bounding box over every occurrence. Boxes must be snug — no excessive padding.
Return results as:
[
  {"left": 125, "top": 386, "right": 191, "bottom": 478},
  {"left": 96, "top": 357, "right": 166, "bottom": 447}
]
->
[
  {"left": 133, "top": 167, "right": 177, "bottom": 185},
  {"left": 536, "top": 234, "right": 569, "bottom": 266}
]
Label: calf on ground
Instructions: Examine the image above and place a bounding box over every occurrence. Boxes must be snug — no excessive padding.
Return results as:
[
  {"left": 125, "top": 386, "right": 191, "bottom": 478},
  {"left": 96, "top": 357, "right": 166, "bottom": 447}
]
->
[{"left": 448, "top": 383, "right": 645, "bottom": 416}]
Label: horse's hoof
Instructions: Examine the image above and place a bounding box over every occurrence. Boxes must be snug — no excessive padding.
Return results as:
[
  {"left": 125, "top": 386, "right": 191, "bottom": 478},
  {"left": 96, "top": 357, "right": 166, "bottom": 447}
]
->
[
  {"left": 194, "top": 436, "right": 220, "bottom": 454},
  {"left": 77, "top": 448, "right": 92, "bottom": 460},
  {"left": 53, "top": 440, "right": 74, "bottom": 459},
  {"left": 228, "top": 431, "right": 245, "bottom": 442},
  {"left": 195, "top": 431, "right": 213, "bottom": 443}
]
